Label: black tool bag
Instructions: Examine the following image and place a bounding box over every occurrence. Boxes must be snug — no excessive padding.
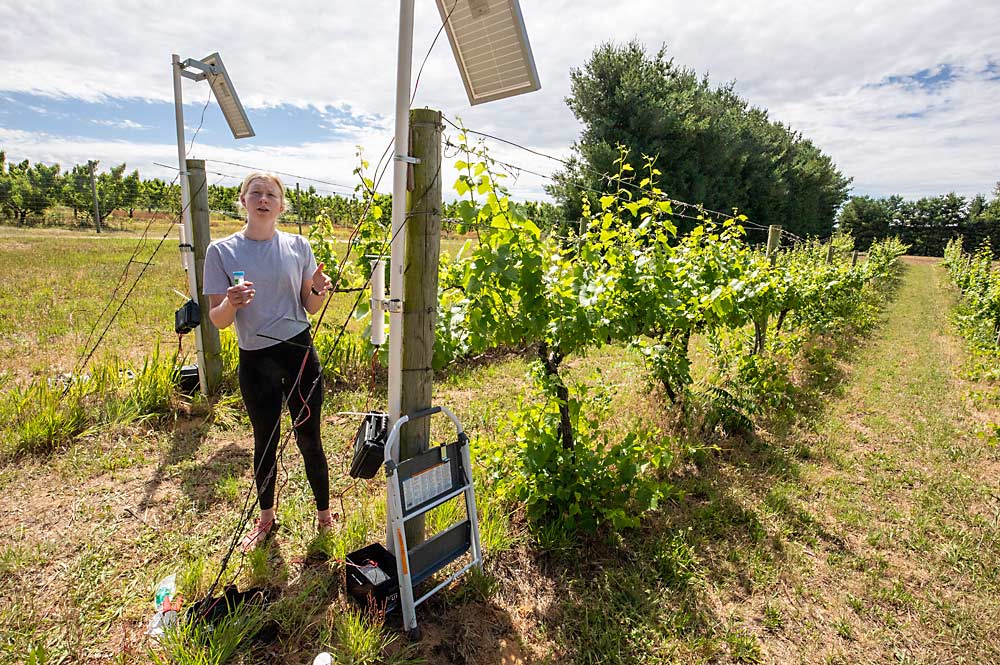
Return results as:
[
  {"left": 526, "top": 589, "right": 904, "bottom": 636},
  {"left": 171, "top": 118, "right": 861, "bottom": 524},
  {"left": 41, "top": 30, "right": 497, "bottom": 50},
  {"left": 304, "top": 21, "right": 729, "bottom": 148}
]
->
[
  {"left": 188, "top": 585, "right": 278, "bottom": 642},
  {"left": 350, "top": 412, "right": 389, "bottom": 479}
]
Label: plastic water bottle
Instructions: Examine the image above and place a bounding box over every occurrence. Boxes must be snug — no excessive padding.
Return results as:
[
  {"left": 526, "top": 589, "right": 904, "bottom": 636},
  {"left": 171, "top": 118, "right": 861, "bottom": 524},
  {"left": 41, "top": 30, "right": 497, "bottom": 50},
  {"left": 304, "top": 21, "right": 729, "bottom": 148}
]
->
[
  {"left": 146, "top": 574, "right": 178, "bottom": 639},
  {"left": 153, "top": 574, "right": 176, "bottom": 610}
]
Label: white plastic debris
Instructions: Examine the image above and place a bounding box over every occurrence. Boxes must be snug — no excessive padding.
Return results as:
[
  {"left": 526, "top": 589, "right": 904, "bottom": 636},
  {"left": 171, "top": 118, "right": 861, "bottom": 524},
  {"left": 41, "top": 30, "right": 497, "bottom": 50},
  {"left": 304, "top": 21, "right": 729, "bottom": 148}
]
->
[{"left": 146, "top": 573, "right": 179, "bottom": 639}]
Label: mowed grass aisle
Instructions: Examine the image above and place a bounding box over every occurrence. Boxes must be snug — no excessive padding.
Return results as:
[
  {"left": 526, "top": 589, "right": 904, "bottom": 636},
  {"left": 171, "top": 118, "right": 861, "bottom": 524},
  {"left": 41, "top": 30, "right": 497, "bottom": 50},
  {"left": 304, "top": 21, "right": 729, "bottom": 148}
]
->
[
  {"left": 748, "top": 258, "right": 1000, "bottom": 663},
  {"left": 1, "top": 253, "right": 998, "bottom": 664}
]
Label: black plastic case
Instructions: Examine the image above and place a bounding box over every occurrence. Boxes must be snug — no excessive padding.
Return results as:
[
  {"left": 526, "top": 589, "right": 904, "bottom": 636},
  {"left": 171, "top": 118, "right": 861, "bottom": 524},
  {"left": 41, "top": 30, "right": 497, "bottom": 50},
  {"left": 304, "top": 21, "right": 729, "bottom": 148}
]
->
[
  {"left": 349, "top": 413, "right": 389, "bottom": 479},
  {"left": 345, "top": 542, "right": 400, "bottom": 614}
]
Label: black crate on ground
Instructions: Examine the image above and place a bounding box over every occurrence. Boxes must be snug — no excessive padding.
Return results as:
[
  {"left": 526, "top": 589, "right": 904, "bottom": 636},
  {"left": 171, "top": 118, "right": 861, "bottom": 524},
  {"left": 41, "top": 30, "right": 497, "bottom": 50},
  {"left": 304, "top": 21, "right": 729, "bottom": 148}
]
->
[{"left": 345, "top": 543, "right": 399, "bottom": 614}]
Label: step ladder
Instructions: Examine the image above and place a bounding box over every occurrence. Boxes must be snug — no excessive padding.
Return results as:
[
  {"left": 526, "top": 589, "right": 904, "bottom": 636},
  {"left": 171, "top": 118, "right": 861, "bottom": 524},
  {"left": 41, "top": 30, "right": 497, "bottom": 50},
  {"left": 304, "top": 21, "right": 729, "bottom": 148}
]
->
[{"left": 383, "top": 406, "right": 483, "bottom": 639}]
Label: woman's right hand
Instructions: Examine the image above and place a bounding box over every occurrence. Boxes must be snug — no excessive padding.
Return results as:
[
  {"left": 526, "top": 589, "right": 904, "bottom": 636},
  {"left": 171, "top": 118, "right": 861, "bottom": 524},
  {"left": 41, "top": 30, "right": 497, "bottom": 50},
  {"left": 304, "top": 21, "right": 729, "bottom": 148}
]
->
[{"left": 227, "top": 281, "right": 255, "bottom": 309}]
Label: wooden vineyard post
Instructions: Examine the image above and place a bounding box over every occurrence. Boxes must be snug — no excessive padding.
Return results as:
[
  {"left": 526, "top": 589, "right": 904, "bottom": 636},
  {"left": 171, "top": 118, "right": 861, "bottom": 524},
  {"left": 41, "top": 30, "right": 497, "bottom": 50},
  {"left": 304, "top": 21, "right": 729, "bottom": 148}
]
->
[
  {"left": 187, "top": 159, "right": 223, "bottom": 395},
  {"left": 399, "top": 108, "right": 443, "bottom": 545},
  {"left": 88, "top": 160, "right": 102, "bottom": 233},
  {"left": 296, "top": 182, "right": 302, "bottom": 236},
  {"left": 826, "top": 242, "right": 835, "bottom": 264},
  {"left": 767, "top": 225, "right": 782, "bottom": 265},
  {"left": 852, "top": 250, "right": 859, "bottom": 267}
]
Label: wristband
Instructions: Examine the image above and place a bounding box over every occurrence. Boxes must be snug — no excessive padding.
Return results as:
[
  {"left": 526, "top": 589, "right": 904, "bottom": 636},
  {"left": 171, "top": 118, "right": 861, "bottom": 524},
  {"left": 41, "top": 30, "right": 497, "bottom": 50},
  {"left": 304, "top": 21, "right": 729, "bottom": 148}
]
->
[{"left": 310, "top": 286, "right": 323, "bottom": 296}]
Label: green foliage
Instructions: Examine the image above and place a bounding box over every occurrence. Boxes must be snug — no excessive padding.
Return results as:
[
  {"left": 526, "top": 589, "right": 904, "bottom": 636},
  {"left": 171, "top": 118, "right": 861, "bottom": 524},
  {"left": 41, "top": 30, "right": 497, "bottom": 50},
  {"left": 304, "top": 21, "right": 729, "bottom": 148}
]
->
[
  {"left": 61, "top": 163, "right": 93, "bottom": 221},
  {"left": 307, "top": 211, "right": 343, "bottom": 278},
  {"left": 652, "top": 527, "right": 702, "bottom": 588},
  {"left": 207, "top": 183, "right": 240, "bottom": 218},
  {"left": 432, "top": 137, "right": 907, "bottom": 539},
  {"left": 218, "top": 329, "right": 240, "bottom": 391},
  {"left": 698, "top": 369, "right": 770, "bottom": 436},
  {"left": 1, "top": 378, "right": 93, "bottom": 456},
  {"left": 554, "top": 40, "right": 851, "bottom": 236},
  {"left": 94, "top": 163, "right": 128, "bottom": 225},
  {"left": 307, "top": 150, "right": 392, "bottom": 314},
  {"left": 0, "top": 345, "right": 181, "bottom": 459},
  {"left": 311, "top": 327, "right": 371, "bottom": 386},
  {"left": 839, "top": 188, "right": 1000, "bottom": 256},
  {"left": 122, "top": 168, "right": 142, "bottom": 217},
  {"left": 0, "top": 156, "right": 62, "bottom": 224},
  {"left": 142, "top": 177, "right": 174, "bottom": 213},
  {"left": 127, "top": 343, "right": 179, "bottom": 416},
  {"left": 501, "top": 388, "right": 676, "bottom": 538},
  {"left": 944, "top": 236, "right": 1000, "bottom": 349},
  {"left": 320, "top": 609, "right": 418, "bottom": 665},
  {"left": 289, "top": 184, "right": 324, "bottom": 224},
  {"left": 148, "top": 598, "right": 265, "bottom": 665}
]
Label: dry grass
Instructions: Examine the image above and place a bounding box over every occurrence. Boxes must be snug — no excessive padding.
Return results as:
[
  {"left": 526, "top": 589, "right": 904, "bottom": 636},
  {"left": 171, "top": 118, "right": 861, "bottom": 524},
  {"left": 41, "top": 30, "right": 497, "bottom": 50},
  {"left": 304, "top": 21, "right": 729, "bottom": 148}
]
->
[{"left": 2, "top": 244, "right": 998, "bottom": 664}]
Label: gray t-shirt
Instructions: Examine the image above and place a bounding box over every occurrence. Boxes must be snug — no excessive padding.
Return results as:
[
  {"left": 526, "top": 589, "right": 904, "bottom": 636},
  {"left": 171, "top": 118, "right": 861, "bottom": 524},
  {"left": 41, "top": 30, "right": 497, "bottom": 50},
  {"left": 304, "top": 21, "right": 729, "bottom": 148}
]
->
[{"left": 203, "top": 230, "right": 318, "bottom": 350}]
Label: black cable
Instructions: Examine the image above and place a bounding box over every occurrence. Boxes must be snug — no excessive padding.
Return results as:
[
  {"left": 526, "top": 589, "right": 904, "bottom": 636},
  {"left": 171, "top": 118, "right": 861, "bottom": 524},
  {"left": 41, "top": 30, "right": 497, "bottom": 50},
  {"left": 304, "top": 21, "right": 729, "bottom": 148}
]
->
[
  {"left": 204, "top": 158, "right": 357, "bottom": 194},
  {"left": 187, "top": 87, "right": 213, "bottom": 155},
  {"left": 164, "top": 162, "right": 372, "bottom": 228},
  {"left": 205, "top": 1, "right": 456, "bottom": 597},
  {"left": 203, "top": 141, "right": 396, "bottom": 597},
  {"left": 74, "top": 201, "right": 169, "bottom": 373},
  {"left": 207, "top": 169, "right": 357, "bottom": 212},
  {"left": 410, "top": 0, "right": 459, "bottom": 106},
  {"left": 72, "top": 172, "right": 183, "bottom": 378},
  {"left": 442, "top": 115, "right": 748, "bottom": 226},
  {"left": 444, "top": 139, "right": 719, "bottom": 229},
  {"left": 204, "top": 157, "right": 441, "bottom": 601},
  {"left": 72, "top": 176, "right": 205, "bottom": 380}
]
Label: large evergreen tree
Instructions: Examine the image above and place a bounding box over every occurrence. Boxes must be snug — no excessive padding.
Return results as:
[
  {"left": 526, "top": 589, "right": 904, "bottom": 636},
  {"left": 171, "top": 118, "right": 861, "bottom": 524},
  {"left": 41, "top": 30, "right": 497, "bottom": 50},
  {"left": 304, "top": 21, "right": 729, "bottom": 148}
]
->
[{"left": 551, "top": 41, "right": 851, "bottom": 236}]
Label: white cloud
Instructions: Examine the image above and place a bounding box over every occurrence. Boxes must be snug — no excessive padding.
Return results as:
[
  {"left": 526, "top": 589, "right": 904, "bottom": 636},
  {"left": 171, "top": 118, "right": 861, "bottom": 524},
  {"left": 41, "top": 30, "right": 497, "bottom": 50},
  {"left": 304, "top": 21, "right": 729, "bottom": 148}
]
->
[
  {"left": 92, "top": 118, "right": 148, "bottom": 130},
  {"left": 1, "top": 1, "right": 999, "bottom": 200}
]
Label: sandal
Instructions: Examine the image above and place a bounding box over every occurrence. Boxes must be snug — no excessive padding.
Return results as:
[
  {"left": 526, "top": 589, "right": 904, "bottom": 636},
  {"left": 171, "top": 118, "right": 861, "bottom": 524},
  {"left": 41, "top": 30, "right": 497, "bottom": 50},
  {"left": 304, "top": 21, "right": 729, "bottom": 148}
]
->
[
  {"left": 317, "top": 512, "right": 340, "bottom": 535},
  {"left": 241, "top": 517, "right": 278, "bottom": 553}
]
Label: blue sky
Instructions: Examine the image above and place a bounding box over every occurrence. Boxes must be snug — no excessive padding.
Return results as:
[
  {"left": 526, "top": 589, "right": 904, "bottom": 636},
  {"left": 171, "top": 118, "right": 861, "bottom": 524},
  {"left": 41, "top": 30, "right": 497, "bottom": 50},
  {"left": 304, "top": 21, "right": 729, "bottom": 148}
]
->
[
  {"left": 0, "top": 93, "right": 373, "bottom": 147},
  {"left": 1, "top": 0, "right": 999, "bottom": 202}
]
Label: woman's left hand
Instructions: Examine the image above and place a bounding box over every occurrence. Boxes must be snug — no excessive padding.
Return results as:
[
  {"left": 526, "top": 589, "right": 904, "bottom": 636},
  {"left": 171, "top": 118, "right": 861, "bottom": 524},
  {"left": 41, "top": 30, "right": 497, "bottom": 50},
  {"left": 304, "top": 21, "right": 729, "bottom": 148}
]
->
[{"left": 311, "top": 262, "right": 332, "bottom": 296}]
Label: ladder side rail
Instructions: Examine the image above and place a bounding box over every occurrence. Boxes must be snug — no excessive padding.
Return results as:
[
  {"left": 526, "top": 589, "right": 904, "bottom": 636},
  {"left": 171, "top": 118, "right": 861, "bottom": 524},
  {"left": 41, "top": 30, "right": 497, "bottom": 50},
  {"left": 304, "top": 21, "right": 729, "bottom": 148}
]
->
[
  {"left": 384, "top": 414, "right": 410, "bottom": 557},
  {"left": 384, "top": 414, "right": 412, "bottom": 465},
  {"left": 387, "top": 464, "right": 419, "bottom": 632},
  {"left": 379, "top": 403, "right": 475, "bottom": 637},
  {"left": 438, "top": 405, "right": 463, "bottom": 434},
  {"left": 461, "top": 433, "right": 484, "bottom": 570}
]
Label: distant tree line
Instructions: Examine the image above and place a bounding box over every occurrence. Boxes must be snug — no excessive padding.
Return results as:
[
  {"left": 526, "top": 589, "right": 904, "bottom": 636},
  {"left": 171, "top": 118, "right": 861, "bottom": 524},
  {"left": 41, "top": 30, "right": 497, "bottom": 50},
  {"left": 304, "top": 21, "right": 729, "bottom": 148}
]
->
[
  {"left": 837, "top": 185, "right": 1000, "bottom": 256},
  {"left": 0, "top": 151, "right": 176, "bottom": 226},
  {"left": 548, "top": 41, "right": 852, "bottom": 237},
  {"left": 0, "top": 152, "right": 382, "bottom": 228},
  {"left": 0, "top": 151, "right": 560, "bottom": 233}
]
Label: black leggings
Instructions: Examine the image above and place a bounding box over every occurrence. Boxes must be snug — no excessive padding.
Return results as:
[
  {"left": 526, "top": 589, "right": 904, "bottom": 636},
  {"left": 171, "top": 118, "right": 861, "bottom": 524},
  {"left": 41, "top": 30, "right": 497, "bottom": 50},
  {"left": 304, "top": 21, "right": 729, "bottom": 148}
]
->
[{"left": 239, "top": 329, "right": 329, "bottom": 512}]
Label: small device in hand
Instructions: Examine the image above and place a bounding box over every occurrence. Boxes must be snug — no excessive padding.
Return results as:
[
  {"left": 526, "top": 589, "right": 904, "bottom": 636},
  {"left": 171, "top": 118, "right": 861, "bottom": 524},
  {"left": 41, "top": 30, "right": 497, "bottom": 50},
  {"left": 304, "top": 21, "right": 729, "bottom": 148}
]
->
[{"left": 233, "top": 271, "right": 245, "bottom": 286}]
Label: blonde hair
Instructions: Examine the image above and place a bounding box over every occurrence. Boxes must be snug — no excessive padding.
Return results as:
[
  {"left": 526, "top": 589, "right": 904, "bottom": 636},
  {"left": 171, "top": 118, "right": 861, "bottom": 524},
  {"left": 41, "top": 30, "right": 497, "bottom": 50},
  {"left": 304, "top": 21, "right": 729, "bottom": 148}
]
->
[{"left": 238, "top": 172, "right": 287, "bottom": 210}]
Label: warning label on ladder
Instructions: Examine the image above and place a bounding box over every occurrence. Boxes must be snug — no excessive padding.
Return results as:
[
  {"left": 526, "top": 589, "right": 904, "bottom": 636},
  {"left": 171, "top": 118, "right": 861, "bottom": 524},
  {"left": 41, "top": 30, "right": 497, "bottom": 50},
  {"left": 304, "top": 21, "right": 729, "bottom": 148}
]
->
[{"left": 403, "top": 462, "right": 452, "bottom": 511}]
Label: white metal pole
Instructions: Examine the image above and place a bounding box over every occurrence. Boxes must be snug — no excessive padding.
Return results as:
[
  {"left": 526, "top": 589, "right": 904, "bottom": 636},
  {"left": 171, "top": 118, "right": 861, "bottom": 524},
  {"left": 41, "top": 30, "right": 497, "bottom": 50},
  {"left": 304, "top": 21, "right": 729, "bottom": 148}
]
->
[
  {"left": 387, "top": 0, "right": 415, "bottom": 553},
  {"left": 172, "top": 54, "right": 209, "bottom": 396},
  {"left": 371, "top": 257, "right": 386, "bottom": 346},
  {"left": 388, "top": 1, "right": 414, "bottom": 429}
]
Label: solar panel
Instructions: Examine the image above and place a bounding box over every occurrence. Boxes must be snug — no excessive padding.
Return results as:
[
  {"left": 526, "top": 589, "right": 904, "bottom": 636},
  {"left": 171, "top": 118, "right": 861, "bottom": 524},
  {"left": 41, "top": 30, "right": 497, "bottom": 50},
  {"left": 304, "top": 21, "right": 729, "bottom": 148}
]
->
[
  {"left": 200, "top": 53, "right": 255, "bottom": 139},
  {"left": 435, "top": 0, "right": 541, "bottom": 106}
]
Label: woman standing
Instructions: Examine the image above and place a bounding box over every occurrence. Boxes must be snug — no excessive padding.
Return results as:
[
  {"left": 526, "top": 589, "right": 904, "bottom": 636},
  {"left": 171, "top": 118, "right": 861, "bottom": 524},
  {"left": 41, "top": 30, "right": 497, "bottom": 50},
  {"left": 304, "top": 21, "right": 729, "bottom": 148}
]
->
[{"left": 204, "top": 172, "right": 335, "bottom": 552}]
